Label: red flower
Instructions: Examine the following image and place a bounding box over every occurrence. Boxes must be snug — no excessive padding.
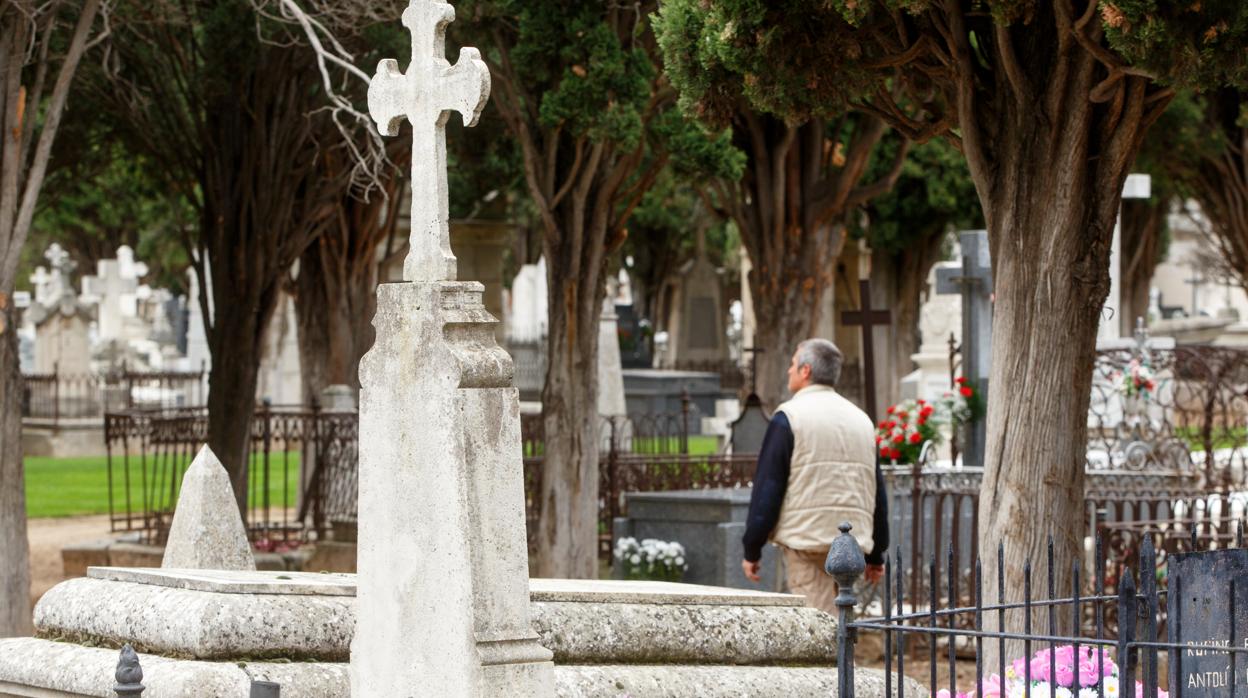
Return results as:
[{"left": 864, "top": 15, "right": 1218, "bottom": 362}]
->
[
  {"left": 917, "top": 416, "right": 927, "bottom": 426},
  {"left": 886, "top": 405, "right": 896, "bottom": 415},
  {"left": 879, "top": 443, "right": 890, "bottom": 455},
  {"left": 892, "top": 434, "right": 904, "bottom": 444},
  {"left": 889, "top": 448, "right": 901, "bottom": 460},
  {"left": 920, "top": 405, "right": 934, "bottom": 417},
  {"left": 959, "top": 386, "right": 973, "bottom": 398},
  {"left": 896, "top": 410, "right": 908, "bottom": 420},
  {"left": 956, "top": 376, "right": 967, "bottom": 385},
  {"left": 909, "top": 432, "right": 922, "bottom": 444},
  {"left": 875, "top": 435, "right": 882, "bottom": 445}
]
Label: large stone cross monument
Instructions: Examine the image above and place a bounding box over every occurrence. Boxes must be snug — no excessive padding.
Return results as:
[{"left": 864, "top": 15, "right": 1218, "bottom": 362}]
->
[{"left": 356, "top": 1, "right": 554, "bottom": 696}]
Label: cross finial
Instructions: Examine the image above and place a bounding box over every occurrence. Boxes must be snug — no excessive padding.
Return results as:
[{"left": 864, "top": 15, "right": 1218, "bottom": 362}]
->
[
  {"left": 45, "top": 243, "right": 73, "bottom": 275},
  {"left": 368, "top": 0, "right": 491, "bottom": 282}
]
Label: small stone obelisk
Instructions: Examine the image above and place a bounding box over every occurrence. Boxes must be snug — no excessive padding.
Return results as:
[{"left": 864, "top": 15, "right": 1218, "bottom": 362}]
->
[
  {"left": 162, "top": 445, "right": 255, "bottom": 571},
  {"left": 353, "top": 1, "right": 554, "bottom": 696}
]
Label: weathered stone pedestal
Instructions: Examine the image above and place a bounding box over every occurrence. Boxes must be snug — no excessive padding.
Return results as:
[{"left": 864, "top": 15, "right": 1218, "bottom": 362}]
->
[
  {"left": 355, "top": 281, "right": 553, "bottom": 696},
  {"left": 0, "top": 567, "right": 925, "bottom": 697}
]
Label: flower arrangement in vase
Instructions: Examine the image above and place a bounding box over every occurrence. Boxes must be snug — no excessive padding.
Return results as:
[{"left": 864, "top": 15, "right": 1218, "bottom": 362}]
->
[{"left": 613, "top": 537, "right": 688, "bottom": 582}]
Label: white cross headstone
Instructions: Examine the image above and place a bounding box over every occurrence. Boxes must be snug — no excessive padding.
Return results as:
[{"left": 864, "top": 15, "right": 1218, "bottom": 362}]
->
[
  {"left": 368, "top": 0, "right": 490, "bottom": 282},
  {"left": 356, "top": 2, "right": 553, "bottom": 696},
  {"left": 29, "top": 266, "right": 53, "bottom": 306}
]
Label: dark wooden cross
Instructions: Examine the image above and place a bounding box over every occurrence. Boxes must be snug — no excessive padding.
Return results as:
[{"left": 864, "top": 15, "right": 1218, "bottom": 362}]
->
[{"left": 840, "top": 278, "right": 891, "bottom": 421}]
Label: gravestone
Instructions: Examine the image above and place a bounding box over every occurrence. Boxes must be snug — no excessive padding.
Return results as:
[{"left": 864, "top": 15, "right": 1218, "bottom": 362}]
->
[
  {"left": 615, "top": 302, "right": 651, "bottom": 368},
  {"left": 183, "top": 266, "right": 211, "bottom": 372},
  {"left": 664, "top": 231, "right": 727, "bottom": 366},
  {"left": 730, "top": 393, "right": 771, "bottom": 455},
  {"left": 935, "top": 230, "right": 992, "bottom": 466},
  {"left": 162, "top": 446, "right": 256, "bottom": 572},
  {"left": 81, "top": 245, "right": 151, "bottom": 347},
  {"left": 1166, "top": 548, "right": 1248, "bottom": 695},
  {"left": 613, "top": 489, "right": 783, "bottom": 592},
  {"left": 28, "top": 246, "right": 92, "bottom": 375},
  {"left": 359, "top": 1, "right": 553, "bottom": 694},
  {"left": 598, "top": 296, "right": 627, "bottom": 419}
]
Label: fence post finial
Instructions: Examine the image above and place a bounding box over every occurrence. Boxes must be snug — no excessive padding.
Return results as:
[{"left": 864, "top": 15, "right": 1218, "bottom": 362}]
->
[
  {"left": 113, "top": 644, "right": 144, "bottom": 697},
  {"left": 825, "top": 521, "right": 865, "bottom": 697}
]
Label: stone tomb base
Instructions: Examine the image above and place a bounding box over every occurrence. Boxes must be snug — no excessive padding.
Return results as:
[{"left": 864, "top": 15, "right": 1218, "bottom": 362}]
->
[{"left": 0, "top": 568, "right": 922, "bottom": 698}]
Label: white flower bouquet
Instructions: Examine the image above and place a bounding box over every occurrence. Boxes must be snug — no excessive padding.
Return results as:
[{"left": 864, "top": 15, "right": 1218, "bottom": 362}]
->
[{"left": 613, "top": 536, "right": 688, "bottom": 582}]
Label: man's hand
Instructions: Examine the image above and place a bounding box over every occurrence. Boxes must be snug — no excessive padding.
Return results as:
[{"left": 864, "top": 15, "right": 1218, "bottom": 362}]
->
[
  {"left": 741, "top": 559, "right": 761, "bottom": 583},
  {"left": 864, "top": 563, "right": 884, "bottom": 585}
]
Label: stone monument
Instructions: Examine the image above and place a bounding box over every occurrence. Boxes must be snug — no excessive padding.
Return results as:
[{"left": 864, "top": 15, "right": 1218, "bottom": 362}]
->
[
  {"left": 161, "top": 446, "right": 256, "bottom": 572},
  {"left": 935, "top": 230, "right": 992, "bottom": 466},
  {"left": 663, "top": 230, "right": 727, "bottom": 367},
  {"left": 358, "top": 1, "right": 553, "bottom": 694}
]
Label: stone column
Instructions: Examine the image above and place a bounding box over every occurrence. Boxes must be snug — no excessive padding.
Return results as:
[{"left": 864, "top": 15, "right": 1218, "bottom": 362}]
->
[
  {"left": 354, "top": 2, "right": 553, "bottom": 694},
  {"left": 356, "top": 281, "right": 553, "bottom": 696}
]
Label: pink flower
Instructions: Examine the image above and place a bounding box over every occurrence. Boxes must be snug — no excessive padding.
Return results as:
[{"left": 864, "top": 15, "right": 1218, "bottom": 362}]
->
[{"left": 1135, "top": 682, "right": 1169, "bottom": 698}]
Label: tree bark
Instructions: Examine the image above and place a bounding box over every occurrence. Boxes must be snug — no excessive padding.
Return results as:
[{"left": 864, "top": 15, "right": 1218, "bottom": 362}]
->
[
  {"left": 872, "top": 233, "right": 945, "bottom": 405},
  {"left": 535, "top": 263, "right": 604, "bottom": 578},
  {"left": 0, "top": 292, "right": 31, "bottom": 637},
  {"left": 1120, "top": 197, "right": 1165, "bottom": 334},
  {"left": 717, "top": 114, "right": 905, "bottom": 409},
  {"left": 954, "top": 16, "right": 1167, "bottom": 657}
]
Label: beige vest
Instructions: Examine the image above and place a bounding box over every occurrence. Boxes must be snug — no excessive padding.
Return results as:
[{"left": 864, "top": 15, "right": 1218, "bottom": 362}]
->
[{"left": 771, "top": 384, "right": 877, "bottom": 555}]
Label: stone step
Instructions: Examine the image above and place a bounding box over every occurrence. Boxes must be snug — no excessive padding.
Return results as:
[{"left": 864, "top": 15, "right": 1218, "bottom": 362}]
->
[
  {"left": 0, "top": 638, "right": 928, "bottom": 698},
  {"left": 34, "top": 572, "right": 834, "bottom": 666}
]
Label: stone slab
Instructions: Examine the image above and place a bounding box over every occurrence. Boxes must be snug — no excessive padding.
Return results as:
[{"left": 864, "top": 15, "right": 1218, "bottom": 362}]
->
[
  {"left": 36, "top": 575, "right": 821, "bottom": 664},
  {"left": 87, "top": 568, "right": 356, "bottom": 596},
  {"left": 530, "top": 578, "right": 800, "bottom": 607},
  {"left": 36, "top": 579, "right": 354, "bottom": 661},
  {"left": 85, "top": 568, "right": 799, "bottom": 605},
  {"left": 0, "top": 638, "right": 926, "bottom": 698}
]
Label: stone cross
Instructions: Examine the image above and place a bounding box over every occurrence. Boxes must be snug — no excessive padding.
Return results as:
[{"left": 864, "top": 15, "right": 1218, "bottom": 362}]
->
[
  {"left": 840, "top": 279, "right": 891, "bottom": 421},
  {"left": 359, "top": 2, "right": 553, "bottom": 696},
  {"left": 44, "top": 243, "right": 71, "bottom": 274},
  {"left": 936, "top": 230, "right": 992, "bottom": 466},
  {"left": 1184, "top": 269, "right": 1205, "bottom": 317},
  {"left": 367, "top": 0, "right": 490, "bottom": 283},
  {"left": 28, "top": 266, "right": 52, "bottom": 306}
]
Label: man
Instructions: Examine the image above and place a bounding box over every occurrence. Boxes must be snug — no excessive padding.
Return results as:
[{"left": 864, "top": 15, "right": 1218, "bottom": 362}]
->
[{"left": 741, "top": 338, "right": 888, "bottom": 614}]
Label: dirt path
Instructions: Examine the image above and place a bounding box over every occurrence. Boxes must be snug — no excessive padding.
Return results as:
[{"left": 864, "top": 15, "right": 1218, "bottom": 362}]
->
[{"left": 26, "top": 515, "right": 112, "bottom": 606}]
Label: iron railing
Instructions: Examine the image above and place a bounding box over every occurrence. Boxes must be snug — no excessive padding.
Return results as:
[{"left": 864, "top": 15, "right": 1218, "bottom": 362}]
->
[
  {"left": 831, "top": 521, "right": 1248, "bottom": 697},
  {"left": 104, "top": 402, "right": 356, "bottom": 546},
  {"left": 23, "top": 364, "right": 207, "bottom": 424}
]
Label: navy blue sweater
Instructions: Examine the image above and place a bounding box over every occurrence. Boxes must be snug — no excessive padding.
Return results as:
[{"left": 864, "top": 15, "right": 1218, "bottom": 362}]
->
[{"left": 742, "top": 412, "right": 889, "bottom": 564}]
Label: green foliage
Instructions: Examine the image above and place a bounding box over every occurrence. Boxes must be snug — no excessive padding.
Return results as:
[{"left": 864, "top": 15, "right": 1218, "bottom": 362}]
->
[
  {"left": 461, "top": 1, "right": 655, "bottom": 148},
  {"left": 20, "top": 117, "right": 193, "bottom": 293},
  {"left": 1105, "top": 1, "right": 1248, "bottom": 89},
  {"left": 654, "top": 0, "right": 875, "bottom": 126},
  {"left": 854, "top": 136, "right": 982, "bottom": 254}
]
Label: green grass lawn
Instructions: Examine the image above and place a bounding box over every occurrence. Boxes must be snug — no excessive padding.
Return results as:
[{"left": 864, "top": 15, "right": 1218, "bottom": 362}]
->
[{"left": 25, "top": 453, "right": 302, "bottom": 519}]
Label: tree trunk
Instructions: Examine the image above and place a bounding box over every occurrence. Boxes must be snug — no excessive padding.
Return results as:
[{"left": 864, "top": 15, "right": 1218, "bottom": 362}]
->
[
  {"left": 872, "top": 232, "right": 946, "bottom": 406},
  {"left": 973, "top": 97, "right": 1152, "bottom": 662},
  {"left": 720, "top": 113, "right": 904, "bottom": 408},
  {"left": 294, "top": 238, "right": 378, "bottom": 404},
  {"left": 751, "top": 278, "right": 836, "bottom": 410},
  {"left": 535, "top": 263, "right": 603, "bottom": 578},
  {"left": 1120, "top": 197, "right": 1165, "bottom": 334},
  {"left": 204, "top": 282, "right": 276, "bottom": 518},
  {"left": 0, "top": 292, "right": 31, "bottom": 637}
]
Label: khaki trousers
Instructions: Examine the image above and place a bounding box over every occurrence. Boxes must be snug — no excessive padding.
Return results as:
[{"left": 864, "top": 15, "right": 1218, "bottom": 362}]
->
[{"left": 781, "top": 546, "right": 837, "bottom": 615}]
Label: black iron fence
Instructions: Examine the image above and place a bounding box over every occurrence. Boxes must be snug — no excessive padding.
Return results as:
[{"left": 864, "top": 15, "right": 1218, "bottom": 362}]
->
[
  {"left": 23, "top": 364, "right": 207, "bottom": 424},
  {"left": 104, "top": 402, "right": 356, "bottom": 546},
  {"left": 831, "top": 520, "right": 1248, "bottom": 697}
]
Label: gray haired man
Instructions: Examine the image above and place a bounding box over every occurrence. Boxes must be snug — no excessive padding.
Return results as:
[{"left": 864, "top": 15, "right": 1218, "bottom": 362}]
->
[{"left": 740, "top": 339, "right": 889, "bottom": 614}]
